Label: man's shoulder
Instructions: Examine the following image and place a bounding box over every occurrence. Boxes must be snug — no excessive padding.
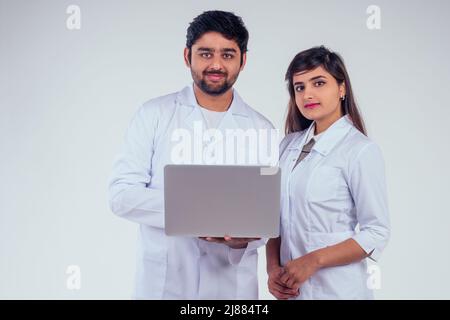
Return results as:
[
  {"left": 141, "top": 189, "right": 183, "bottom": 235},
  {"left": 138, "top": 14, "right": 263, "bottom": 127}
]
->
[{"left": 141, "top": 91, "right": 178, "bottom": 112}]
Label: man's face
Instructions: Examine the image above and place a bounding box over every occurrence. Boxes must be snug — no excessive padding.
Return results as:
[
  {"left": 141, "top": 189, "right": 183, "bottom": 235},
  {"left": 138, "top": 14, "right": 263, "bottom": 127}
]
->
[{"left": 184, "top": 31, "right": 246, "bottom": 96}]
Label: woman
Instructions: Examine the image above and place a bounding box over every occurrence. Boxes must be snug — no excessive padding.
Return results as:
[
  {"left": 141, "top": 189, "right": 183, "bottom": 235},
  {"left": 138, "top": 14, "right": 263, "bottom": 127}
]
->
[{"left": 266, "top": 46, "right": 390, "bottom": 300}]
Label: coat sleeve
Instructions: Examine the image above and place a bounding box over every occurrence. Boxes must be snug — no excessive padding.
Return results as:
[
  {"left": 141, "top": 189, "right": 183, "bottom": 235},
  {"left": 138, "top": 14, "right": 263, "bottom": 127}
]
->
[
  {"left": 349, "top": 142, "right": 391, "bottom": 261},
  {"left": 108, "top": 103, "right": 165, "bottom": 228}
]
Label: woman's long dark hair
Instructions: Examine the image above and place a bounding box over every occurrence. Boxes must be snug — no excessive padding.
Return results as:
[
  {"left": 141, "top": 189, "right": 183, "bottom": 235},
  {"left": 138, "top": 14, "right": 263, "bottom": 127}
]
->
[{"left": 285, "top": 46, "right": 366, "bottom": 136}]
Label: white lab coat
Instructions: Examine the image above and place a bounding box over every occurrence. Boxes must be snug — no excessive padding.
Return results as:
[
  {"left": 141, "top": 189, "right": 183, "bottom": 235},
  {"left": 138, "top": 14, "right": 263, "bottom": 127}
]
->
[
  {"left": 279, "top": 115, "right": 390, "bottom": 299},
  {"left": 109, "top": 85, "right": 275, "bottom": 299}
]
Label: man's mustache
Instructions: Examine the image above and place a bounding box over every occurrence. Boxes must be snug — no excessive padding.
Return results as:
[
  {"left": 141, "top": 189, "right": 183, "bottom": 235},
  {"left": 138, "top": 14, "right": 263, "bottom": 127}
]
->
[{"left": 203, "top": 70, "right": 227, "bottom": 76}]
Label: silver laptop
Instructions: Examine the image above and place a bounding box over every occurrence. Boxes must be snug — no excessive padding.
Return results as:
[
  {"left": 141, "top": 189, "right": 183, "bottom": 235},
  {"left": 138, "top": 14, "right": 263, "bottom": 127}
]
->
[{"left": 164, "top": 164, "right": 280, "bottom": 238}]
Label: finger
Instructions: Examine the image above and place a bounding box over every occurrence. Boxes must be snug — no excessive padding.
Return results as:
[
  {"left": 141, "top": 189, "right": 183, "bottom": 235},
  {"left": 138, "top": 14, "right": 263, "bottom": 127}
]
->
[
  {"left": 206, "top": 237, "right": 219, "bottom": 241},
  {"left": 224, "top": 238, "right": 249, "bottom": 245},
  {"left": 270, "top": 279, "right": 298, "bottom": 295},
  {"left": 278, "top": 274, "right": 300, "bottom": 290},
  {"left": 273, "top": 274, "right": 292, "bottom": 288},
  {"left": 226, "top": 237, "right": 260, "bottom": 242},
  {"left": 204, "top": 237, "right": 225, "bottom": 243},
  {"left": 275, "top": 293, "right": 291, "bottom": 300},
  {"left": 268, "top": 287, "right": 288, "bottom": 300},
  {"left": 224, "top": 237, "right": 246, "bottom": 243},
  {"left": 270, "top": 288, "right": 295, "bottom": 300},
  {"left": 285, "top": 278, "right": 296, "bottom": 289},
  {"left": 292, "top": 284, "right": 301, "bottom": 292},
  {"left": 279, "top": 272, "right": 290, "bottom": 285},
  {"left": 274, "top": 280, "right": 298, "bottom": 294},
  {"left": 275, "top": 281, "right": 298, "bottom": 295}
]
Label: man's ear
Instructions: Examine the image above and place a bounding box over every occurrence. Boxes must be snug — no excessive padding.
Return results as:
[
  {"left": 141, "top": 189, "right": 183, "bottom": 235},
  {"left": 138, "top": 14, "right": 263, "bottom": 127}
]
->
[
  {"left": 184, "top": 48, "right": 191, "bottom": 67},
  {"left": 240, "top": 52, "right": 247, "bottom": 71}
]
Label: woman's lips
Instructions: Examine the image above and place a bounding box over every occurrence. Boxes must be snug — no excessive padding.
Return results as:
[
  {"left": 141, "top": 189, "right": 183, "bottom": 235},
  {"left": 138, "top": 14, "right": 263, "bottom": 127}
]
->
[{"left": 304, "top": 103, "right": 320, "bottom": 109}]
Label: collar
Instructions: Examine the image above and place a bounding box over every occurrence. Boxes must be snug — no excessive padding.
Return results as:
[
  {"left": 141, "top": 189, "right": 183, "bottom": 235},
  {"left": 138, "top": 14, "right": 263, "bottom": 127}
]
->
[
  {"left": 305, "top": 123, "right": 324, "bottom": 144},
  {"left": 288, "top": 115, "right": 354, "bottom": 156},
  {"left": 175, "top": 83, "right": 249, "bottom": 117}
]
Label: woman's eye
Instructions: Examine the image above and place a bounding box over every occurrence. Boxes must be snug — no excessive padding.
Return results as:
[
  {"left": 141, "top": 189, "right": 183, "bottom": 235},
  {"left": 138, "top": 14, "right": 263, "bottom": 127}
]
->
[
  {"left": 314, "top": 80, "right": 325, "bottom": 87},
  {"left": 295, "top": 86, "right": 304, "bottom": 92}
]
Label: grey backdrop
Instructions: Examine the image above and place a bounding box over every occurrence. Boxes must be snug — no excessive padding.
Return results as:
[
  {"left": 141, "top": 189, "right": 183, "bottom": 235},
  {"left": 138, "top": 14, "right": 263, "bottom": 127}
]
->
[{"left": 1, "top": 0, "right": 449, "bottom": 299}]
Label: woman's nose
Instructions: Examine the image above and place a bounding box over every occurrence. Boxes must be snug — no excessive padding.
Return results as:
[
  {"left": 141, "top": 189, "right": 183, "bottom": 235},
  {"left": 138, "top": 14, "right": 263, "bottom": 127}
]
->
[{"left": 303, "top": 85, "right": 314, "bottom": 100}]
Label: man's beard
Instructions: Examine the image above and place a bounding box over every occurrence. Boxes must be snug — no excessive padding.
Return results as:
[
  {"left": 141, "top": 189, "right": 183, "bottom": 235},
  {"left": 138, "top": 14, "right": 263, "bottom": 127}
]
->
[{"left": 192, "top": 69, "right": 239, "bottom": 96}]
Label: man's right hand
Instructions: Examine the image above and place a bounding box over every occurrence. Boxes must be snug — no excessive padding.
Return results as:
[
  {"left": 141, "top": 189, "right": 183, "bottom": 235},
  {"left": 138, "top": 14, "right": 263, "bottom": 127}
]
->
[{"left": 268, "top": 265, "right": 299, "bottom": 300}]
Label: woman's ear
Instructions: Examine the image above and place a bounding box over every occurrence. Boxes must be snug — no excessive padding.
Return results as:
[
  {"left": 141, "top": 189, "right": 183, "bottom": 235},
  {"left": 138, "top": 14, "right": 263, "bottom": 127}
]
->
[{"left": 339, "top": 82, "right": 346, "bottom": 99}]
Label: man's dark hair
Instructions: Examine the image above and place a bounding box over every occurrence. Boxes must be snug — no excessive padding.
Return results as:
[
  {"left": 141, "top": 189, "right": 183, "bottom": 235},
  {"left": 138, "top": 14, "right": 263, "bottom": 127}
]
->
[{"left": 186, "top": 10, "right": 249, "bottom": 65}]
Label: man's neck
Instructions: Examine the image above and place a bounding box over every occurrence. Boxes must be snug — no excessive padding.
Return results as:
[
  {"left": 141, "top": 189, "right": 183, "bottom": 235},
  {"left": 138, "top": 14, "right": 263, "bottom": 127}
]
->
[{"left": 193, "top": 84, "right": 233, "bottom": 112}]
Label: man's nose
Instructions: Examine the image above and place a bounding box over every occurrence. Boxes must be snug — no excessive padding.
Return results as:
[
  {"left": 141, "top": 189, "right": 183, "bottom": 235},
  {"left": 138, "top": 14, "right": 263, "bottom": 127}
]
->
[{"left": 209, "top": 56, "right": 224, "bottom": 71}]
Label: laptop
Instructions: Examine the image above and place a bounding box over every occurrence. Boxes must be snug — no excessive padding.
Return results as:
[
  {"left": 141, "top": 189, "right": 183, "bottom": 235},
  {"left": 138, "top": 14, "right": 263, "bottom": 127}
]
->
[{"left": 164, "top": 164, "right": 280, "bottom": 238}]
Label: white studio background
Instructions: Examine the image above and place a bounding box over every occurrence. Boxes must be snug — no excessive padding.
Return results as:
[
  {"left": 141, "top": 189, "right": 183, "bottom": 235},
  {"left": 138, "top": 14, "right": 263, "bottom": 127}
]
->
[{"left": 1, "top": 0, "right": 450, "bottom": 299}]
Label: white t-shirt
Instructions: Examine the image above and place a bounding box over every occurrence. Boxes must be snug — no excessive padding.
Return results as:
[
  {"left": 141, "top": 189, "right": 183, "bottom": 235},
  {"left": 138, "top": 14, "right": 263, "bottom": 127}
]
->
[{"left": 200, "top": 107, "right": 227, "bottom": 129}]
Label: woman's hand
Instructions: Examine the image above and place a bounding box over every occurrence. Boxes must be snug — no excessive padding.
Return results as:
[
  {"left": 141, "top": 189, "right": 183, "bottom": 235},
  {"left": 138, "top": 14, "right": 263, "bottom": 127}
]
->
[
  {"left": 267, "top": 265, "right": 299, "bottom": 300},
  {"left": 280, "top": 251, "right": 322, "bottom": 290},
  {"left": 279, "top": 239, "right": 369, "bottom": 291}
]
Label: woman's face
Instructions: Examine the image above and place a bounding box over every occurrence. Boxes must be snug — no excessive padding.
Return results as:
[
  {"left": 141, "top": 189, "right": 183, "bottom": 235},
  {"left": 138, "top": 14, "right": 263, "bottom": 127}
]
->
[{"left": 292, "top": 65, "right": 346, "bottom": 131}]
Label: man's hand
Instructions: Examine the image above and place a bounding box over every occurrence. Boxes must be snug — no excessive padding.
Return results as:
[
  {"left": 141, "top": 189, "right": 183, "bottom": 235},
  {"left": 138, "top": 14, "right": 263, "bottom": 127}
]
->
[
  {"left": 268, "top": 265, "right": 299, "bottom": 300},
  {"left": 199, "top": 235, "right": 260, "bottom": 249}
]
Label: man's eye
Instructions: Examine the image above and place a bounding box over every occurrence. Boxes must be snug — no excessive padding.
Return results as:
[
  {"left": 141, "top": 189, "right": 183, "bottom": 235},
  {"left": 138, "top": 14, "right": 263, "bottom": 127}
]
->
[
  {"left": 201, "top": 53, "right": 212, "bottom": 58},
  {"left": 295, "top": 85, "right": 304, "bottom": 92},
  {"left": 223, "top": 54, "right": 234, "bottom": 59}
]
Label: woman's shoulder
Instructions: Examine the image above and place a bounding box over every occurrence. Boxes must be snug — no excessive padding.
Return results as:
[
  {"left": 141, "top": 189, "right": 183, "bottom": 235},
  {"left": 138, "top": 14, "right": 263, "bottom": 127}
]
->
[
  {"left": 344, "top": 127, "right": 385, "bottom": 164},
  {"left": 347, "top": 126, "right": 371, "bottom": 144}
]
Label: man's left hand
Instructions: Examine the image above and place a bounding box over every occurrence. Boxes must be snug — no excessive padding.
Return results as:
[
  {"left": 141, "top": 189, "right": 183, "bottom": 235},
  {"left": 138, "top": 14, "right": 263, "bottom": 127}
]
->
[{"left": 199, "top": 236, "right": 261, "bottom": 249}]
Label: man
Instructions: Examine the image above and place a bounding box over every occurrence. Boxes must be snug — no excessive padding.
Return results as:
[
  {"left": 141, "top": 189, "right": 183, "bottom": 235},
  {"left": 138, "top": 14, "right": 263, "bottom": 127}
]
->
[{"left": 109, "top": 10, "right": 275, "bottom": 299}]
